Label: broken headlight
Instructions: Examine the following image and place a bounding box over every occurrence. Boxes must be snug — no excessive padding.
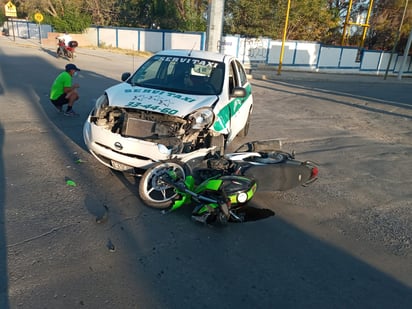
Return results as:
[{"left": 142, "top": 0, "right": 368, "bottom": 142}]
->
[
  {"left": 93, "top": 94, "right": 109, "bottom": 117},
  {"left": 189, "top": 108, "right": 214, "bottom": 130}
]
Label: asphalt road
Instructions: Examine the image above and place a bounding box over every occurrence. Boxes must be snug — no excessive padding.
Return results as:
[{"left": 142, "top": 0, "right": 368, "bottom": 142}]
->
[{"left": 1, "top": 37, "right": 412, "bottom": 309}]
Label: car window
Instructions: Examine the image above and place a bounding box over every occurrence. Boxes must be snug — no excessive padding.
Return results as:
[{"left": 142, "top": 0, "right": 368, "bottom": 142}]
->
[
  {"left": 228, "top": 61, "right": 240, "bottom": 94},
  {"left": 132, "top": 56, "right": 164, "bottom": 83},
  {"left": 235, "top": 60, "right": 248, "bottom": 86},
  {"left": 129, "top": 55, "right": 225, "bottom": 95}
]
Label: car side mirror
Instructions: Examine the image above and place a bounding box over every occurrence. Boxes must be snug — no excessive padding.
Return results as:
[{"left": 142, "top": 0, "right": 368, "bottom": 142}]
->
[
  {"left": 231, "top": 87, "right": 247, "bottom": 98},
  {"left": 121, "top": 72, "right": 131, "bottom": 81}
]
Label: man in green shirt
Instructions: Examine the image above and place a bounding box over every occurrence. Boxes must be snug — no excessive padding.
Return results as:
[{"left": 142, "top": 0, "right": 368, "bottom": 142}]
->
[{"left": 50, "top": 63, "right": 81, "bottom": 116}]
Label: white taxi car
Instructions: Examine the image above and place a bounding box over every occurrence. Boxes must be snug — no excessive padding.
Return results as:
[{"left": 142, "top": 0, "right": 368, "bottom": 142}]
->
[{"left": 83, "top": 49, "right": 253, "bottom": 172}]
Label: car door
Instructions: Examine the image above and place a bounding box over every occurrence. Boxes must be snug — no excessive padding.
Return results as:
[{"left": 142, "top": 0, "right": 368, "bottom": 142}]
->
[{"left": 226, "top": 59, "right": 253, "bottom": 142}]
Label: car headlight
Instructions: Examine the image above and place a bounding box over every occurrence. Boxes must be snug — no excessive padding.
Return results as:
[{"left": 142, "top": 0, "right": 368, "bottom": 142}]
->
[
  {"left": 157, "top": 143, "right": 172, "bottom": 155},
  {"left": 189, "top": 108, "right": 214, "bottom": 130},
  {"left": 93, "top": 94, "right": 109, "bottom": 117}
]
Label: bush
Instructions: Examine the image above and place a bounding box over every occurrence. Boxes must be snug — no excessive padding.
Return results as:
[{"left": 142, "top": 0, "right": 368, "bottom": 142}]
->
[
  {"left": 50, "top": 12, "right": 91, "bottom": 33},
  {"left": 43, "top": 2, "right": 92, "bottom": 33}
]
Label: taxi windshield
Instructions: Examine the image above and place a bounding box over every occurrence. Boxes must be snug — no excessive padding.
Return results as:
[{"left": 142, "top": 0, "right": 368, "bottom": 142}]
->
[{"left": 129, "top": 55, "right": 225, "bottom": 95}]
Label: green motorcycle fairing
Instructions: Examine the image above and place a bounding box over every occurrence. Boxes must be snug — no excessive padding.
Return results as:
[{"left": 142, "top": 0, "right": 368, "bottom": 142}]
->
[
  {"left": 196, "top": 178, "right": 257, "bottom": 215},
  {"left": 169, "top": 174, "right": 257, "bottom": 215},
  {"left": 169, "top": 175, "right": 222, "bottom": 211},
  {"left": 169, "top": 175, "right": 196, "bottom": 211}
]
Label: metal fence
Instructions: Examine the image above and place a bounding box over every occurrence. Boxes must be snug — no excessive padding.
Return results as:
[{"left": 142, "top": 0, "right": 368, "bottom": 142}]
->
[{"left": 2, "top": 19, "right": 52, "bottom": 39}]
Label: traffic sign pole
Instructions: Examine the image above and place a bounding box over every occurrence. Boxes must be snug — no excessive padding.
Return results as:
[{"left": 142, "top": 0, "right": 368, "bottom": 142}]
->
[
  {"left": 34, "top": 13, "right": 44, "bottom": 44},
  {"left": 38, "top": 22, "right": 42, "bottom": 44},
  {"left": 4, "top": 1, "right": 18, "bottom": 41}
]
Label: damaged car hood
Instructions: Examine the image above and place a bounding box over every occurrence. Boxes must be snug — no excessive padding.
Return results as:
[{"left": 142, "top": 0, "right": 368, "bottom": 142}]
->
[{"left": 105, "top": 83, "right": 218, "bottom": 117}]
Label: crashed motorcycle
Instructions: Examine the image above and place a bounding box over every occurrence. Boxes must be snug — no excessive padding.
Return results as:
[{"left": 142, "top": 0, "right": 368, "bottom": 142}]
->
[
  {"left": 56, "top": 39, "right": 78, "bottom": 60},
  {"left": 138, "top": 139, "right": 318, "bottom": 224}
]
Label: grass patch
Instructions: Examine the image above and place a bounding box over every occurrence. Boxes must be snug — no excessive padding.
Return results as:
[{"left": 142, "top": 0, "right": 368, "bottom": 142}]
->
[{"left": 90, "top": 43, "right": 152, "bottom": 58}]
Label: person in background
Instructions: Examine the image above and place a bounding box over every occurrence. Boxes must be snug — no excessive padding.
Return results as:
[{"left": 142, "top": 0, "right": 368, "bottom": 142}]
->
[
  {"left": 49, "top": 63, "right": 81, "bottom": 117},
  {"left": 57, "top": 32, "right": 73, "bottom": 47}
]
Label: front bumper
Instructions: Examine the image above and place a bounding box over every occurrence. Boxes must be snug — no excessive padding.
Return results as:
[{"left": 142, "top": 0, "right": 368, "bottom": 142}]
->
[
  {"left": 83, "top": 118, "right": 171, "bottom": 170},
  {"left": 83, "top": 118, "right": 217, "bottom": 171}
]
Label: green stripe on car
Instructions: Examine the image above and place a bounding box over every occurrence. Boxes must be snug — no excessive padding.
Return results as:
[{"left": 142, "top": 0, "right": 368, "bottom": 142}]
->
[{"left": 213, "top": 86, "right": 252, "bottom": 132}]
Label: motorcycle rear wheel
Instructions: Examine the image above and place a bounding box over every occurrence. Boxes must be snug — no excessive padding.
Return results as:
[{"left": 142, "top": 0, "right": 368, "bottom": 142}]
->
[{"left": 139, "top": 160, "right": 188, "bottom": 209}]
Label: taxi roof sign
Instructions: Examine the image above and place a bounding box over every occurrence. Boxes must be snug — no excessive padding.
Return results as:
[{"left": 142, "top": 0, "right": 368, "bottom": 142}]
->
[{"left": 5, "top": 1, "right": 17, "bottom": 18}]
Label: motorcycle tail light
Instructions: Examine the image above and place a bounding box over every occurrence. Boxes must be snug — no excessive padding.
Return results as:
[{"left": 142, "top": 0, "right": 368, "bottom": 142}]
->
[{"left": 311, "top": 166, "right": 319, "bottom": 179}]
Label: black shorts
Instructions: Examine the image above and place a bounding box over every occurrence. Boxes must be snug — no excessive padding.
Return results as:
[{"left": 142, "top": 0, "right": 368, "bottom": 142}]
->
[{"left": 50, "top": 93, "right": 68, "bottom": 107}]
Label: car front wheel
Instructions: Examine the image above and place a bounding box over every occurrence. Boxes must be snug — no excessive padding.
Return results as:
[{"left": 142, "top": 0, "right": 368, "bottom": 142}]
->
[{"left": 237, "top": 107, "right": 252, "bottom": 138}]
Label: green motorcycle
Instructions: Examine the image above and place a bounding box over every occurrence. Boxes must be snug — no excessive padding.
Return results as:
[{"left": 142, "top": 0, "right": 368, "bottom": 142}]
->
[{"left": 138, "top": 140, "right": 318, "bottom": 224}]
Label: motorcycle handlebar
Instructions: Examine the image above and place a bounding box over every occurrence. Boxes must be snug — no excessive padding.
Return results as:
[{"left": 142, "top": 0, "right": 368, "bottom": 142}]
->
[{"left": 161, "top": 173, "right": 220, "bottom": 204}]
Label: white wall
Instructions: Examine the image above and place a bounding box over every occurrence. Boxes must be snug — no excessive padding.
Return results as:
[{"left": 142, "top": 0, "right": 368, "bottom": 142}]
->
[
  {"left": 217, "top": 34, "right": 411, "bottom": 76},
  {"left": 91, "top": 27, "right": 204, "bottom": 53},
  {"left": 7, "top": 22, "right": 412, "bottom": 77}
]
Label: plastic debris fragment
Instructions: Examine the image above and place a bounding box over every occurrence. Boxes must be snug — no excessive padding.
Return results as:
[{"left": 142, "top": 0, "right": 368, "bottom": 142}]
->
[{"left": 66, "top": 179, "right": 77, "bottom": 187}]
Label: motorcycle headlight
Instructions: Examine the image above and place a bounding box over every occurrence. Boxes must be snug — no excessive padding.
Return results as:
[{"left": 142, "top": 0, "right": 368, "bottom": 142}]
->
[
  {"left": 237, "top": 192, "right": 248, "bottom": 204},
  {"left": 189, "top": 108, "right": 214, "bottom": 130},
  {"left": 93, "top": 94, "right": 109, "bottom": 117}
]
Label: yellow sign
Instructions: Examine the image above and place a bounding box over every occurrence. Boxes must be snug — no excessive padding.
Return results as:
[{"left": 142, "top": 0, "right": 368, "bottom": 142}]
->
[
  {"left": 4, "top": 1, "right": 17, "bottom": 18},
  {"left": 34, "top": 12, "right": 44, "bottom": 23}
]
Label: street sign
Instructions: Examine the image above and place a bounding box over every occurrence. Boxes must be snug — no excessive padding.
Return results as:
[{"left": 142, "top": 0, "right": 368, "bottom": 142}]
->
[
  {"left": 34, "top": 12, "right": 44, "bottom": 23},
  {"left": 4, "top": 1, "right": 17, "bottom": 18}
]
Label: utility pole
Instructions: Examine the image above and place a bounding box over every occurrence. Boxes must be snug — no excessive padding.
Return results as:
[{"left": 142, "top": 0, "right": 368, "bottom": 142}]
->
[
  {"left": 277, "top": 0, "right": 291, "bottom": 75},
  {"left": 359, "top": 0, "right": 374, "bottom": 49},
  {"left": 341, "top": 0, "right": 354, "bottom": 46},
  {"left": 356, "top": 0, "right": 374, "bottom": 61},
  {"left": 341, "top": 0, "right": 374, "bottom": 62},
  {"left": 205, "top": 0, "right": 225, "bottom": 53},
  {"left": 397, "top": 28, "right": 412, "bottom": 80}
]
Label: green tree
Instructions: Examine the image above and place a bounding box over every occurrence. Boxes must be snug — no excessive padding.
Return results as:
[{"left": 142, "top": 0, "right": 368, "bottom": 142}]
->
[
  {"left": 175, "top": 0, "right": 208, "bottom": 31},
  {"left": 82, "top": 0, "right": 121, "bottom": 26},
  {"left": 150, "top": 0, "right": 181, "bottom": 29},
  {"left": 224, "top": 0, "right": 339, "bottom": 42},
  {"left": 284, "top": 0, "right": 341, "bottom": 41},
  {"left": 115, "top": 0, "right": 174, "bottom": 28},
  {"left": 368, "top": 0, "right": 412, "bottom": 50},
  {"left": 116, "top": 0, "right": 145, "bottom": 27},
  {"left": 224, "top": 0, "right": 278, "bottom": 37},
  {"left": 49, "top": 1, "right": 92, "bottom": 32},
  {"left": 0, "top": 9, "right": 5, "bottom": 25},
  {"left": 15, "top": 0, "right": 91, "bottom": 32},
  {"left": 113, "top": 0, "right": 207, "bottom": 30}
]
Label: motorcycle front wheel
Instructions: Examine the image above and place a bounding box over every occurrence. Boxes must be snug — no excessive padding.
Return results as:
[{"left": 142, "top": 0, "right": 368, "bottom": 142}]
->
[{"left": 138, "top": 160, "right": 188, "bottom": 209}]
